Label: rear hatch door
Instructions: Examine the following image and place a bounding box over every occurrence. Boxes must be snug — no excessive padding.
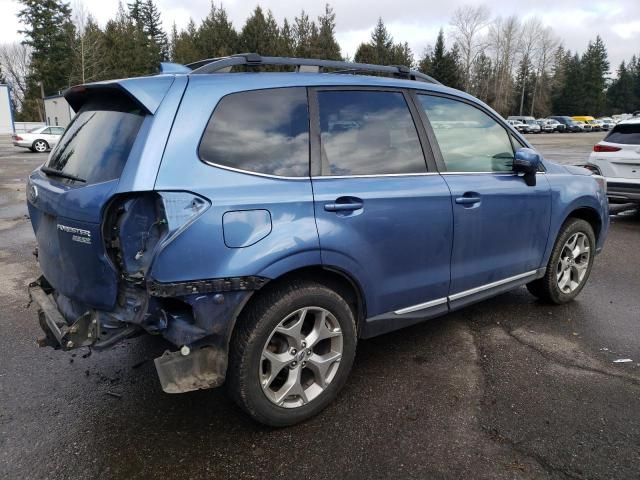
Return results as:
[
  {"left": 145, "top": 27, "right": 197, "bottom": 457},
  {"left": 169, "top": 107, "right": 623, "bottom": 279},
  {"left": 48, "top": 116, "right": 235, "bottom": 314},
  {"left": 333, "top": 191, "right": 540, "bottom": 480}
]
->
[
  {"left": 27, "top": 88, "right": 150, "bottom": 311},
  {"left": 597, "top": 123, "right": 640, "bottom": 178}
]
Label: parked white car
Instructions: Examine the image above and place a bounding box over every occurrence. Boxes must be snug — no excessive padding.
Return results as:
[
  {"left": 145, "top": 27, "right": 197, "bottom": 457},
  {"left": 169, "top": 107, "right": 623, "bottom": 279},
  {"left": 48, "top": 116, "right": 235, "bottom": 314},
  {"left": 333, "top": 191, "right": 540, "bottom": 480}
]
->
[
  {"left": 587, "top": 115, "right": 640, "bottom": 206},
  {"left": 12, "top": 126, "right": 65, "bottom": 152}
]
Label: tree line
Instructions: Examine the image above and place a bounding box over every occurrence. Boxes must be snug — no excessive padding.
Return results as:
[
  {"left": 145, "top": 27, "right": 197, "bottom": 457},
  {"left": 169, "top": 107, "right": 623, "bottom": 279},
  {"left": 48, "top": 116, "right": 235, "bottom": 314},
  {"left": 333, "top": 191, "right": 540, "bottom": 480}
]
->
[{"left": 0, "top": 1, "right": 638, "bottom": 122}]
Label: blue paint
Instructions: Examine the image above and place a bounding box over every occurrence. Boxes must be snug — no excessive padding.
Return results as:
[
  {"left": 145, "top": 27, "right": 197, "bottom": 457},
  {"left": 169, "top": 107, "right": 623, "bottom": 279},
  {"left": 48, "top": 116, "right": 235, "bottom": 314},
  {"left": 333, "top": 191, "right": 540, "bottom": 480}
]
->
[{"left": 26, "top": 69, "right": 609, "bottom": 351}]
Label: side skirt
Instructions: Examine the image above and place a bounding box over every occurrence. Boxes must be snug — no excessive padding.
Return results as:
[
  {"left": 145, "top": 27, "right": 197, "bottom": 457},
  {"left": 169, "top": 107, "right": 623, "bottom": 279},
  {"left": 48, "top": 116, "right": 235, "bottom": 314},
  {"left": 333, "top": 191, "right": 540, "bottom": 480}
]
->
[{"left": 360, "top": 268, "right": 545, "bottom": 339}]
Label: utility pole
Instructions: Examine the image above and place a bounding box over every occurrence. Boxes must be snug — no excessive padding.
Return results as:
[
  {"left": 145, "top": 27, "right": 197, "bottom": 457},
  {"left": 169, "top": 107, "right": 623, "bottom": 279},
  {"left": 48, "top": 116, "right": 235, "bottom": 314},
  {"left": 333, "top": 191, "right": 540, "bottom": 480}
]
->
[{"left": 38, "top": 81, "right": 45, "bottom": 123}]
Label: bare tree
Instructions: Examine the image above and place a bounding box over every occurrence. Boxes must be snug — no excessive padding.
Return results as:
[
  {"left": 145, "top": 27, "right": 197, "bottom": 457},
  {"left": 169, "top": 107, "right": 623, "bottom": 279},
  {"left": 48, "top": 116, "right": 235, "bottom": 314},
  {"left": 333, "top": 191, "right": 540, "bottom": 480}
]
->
[
  {"left": 530, "top": 27, "right": 560, "bottom": 116},
  {"left": 70, "top": 0, "right": 105, "bottom": 84},
  {"left": 516, "top": 18, "right": 543, "bottom": 115},
  {"left": 450, "top": 5, "right": 490, "bottom": 90},
  {"left": 0, "top": 42, "right": 32, "bottom": 112},
  {"left": 487, "top": 15, "right": 521, "bottom": 115}
]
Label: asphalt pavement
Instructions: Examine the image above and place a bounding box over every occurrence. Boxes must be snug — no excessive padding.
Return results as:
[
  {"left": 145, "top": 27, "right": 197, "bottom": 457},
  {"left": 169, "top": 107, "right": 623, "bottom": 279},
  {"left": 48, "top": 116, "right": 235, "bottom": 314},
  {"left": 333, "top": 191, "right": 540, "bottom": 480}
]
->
[{"left": 0, "top": 132, "right": 638, "bottom": 479}]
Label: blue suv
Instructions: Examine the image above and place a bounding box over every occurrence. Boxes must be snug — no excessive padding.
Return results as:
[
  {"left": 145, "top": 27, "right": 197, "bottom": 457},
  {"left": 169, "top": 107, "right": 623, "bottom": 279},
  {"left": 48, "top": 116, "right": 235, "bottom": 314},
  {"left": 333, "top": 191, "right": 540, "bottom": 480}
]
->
[{"left": 27, "top": 54, "right": 609, "bottom": 426}]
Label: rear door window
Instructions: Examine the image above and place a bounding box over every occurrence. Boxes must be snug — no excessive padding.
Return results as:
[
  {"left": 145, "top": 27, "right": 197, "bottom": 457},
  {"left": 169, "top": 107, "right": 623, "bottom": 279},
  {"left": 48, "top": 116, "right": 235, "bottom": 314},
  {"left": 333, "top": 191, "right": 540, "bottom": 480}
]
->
[
  {"left": 417, "top": 95, "right": 514, "bottom": 172},
  {"left": 605, "top": 124, "right": 640, "bottom": 145},
  {"left": 44, "top": 96, "right": 145, "bottom": 184},
  {"left": 199, "top": 87, "right": 309, "bottom": 177},
  {"left": 316, "top": 90, "right": 426, "bottom": 176}
]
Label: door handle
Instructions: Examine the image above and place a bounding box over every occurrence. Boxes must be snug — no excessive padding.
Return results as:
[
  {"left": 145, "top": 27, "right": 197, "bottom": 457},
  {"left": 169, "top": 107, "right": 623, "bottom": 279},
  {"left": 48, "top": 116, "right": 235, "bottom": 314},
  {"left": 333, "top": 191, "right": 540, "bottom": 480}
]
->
[
  {"left": 324, "top": 197, "right": 364, "bottom": 212},
  {"left": 455, "top": 194, "right": 481, "bottom": 205}
]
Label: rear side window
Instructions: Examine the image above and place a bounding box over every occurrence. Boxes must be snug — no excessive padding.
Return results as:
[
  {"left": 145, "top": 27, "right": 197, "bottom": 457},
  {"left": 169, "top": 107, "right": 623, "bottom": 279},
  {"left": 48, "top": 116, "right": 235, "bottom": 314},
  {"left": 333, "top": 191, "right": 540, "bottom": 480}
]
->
[
  {"left": 45, "top": 96, "right": 144, "bottom": 184},
  {"left": 605, "top": 124, "right": 640, "bottom": 145},
  {"left": 317, "top": 90, "right": 425, "bottom": 176},
  {"left": 418, "top": 95, "right": 514, "bottom": 172},
  {"left": 199, "top": 88, "right": 309, "bottom": 177}
]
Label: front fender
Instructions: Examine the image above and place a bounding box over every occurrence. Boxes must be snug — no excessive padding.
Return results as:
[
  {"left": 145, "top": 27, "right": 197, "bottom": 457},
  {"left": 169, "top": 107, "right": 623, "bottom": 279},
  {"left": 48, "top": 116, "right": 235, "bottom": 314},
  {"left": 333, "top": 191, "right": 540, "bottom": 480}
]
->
[{"left": 543, "top": 172, "right": 609, "bottom": 265}]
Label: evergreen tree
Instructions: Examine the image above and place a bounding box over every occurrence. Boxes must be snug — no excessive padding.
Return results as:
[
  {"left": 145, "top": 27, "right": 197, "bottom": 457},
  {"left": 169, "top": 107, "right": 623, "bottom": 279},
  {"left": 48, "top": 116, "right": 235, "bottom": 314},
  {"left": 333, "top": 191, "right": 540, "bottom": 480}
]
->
[
  {"left": 312, "top": 4, "right": 341, "bottom": 60},
  {"left": 18, "top": 0, "right": 75, "bottom": 98},
  {"left": 101, "top": 3, "right": 150, "bottom": 79},
  {"left": 469, "top": 52, "right": 492, "bottom": 102},
  {"left": 197, "top": 3, "right": 237, "bottom": 58},
  {"left": 580, "top": 36, "right": 609, "bottom": 115},
  {"left": 170, "top": 20, "right": 200, "bottom": 64},
  {"left": 418, "top": 29, "right": 462, "bottom": 88},
  {"left": 354, "top": 18, "right": 407, "bottom": 66},
  {"left": 239, "top": 6, "right": 280, "bottom": 56},
  {"left": 279, "top": 19, "right": 295, "bottom": 57},
  {"left": 128, "top": 0, "right": 143, "bottom": 25},
  {"left": 553, "top": 52, "right": 583, "bottom": 115},
  {"left": 293, "top": 10, "right": 316, "bottom": 58},
  {"left": 607, "top": 61, "right": 636, "bottom": 113},
  {"left": 140, "top": 0, "right": 168, "bottom": 63}
]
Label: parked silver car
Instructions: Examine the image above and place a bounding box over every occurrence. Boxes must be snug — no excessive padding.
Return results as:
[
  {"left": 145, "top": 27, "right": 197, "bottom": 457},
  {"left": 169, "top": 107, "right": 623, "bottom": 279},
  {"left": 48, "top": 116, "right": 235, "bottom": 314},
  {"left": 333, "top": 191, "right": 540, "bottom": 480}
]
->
[{"left": 12, "top": 126, "right": 65, "bottom": 152}]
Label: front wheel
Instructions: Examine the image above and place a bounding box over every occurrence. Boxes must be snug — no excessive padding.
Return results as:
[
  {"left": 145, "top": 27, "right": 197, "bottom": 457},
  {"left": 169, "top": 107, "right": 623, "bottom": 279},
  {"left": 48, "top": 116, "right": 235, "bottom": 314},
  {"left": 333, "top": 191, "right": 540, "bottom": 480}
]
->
[
  {"left": 227, "top": 281, "right": 357, "bottom": 426},
  {"left": 527, "top": 218, "right": 595, "bottom": 304}
]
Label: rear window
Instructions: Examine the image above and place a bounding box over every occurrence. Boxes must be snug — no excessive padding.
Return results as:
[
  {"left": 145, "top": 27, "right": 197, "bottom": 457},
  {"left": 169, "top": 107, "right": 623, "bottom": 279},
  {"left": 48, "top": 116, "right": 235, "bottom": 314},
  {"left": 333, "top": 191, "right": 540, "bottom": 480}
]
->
[
  {"left": 198, "top": 88, "right": 309, "bottom": 177},
  {"left": 605, "top": 123, "right": 640, "bottom": 145},
  {"left": 44, "top": 96, "right": 145, "bottom": 184}
]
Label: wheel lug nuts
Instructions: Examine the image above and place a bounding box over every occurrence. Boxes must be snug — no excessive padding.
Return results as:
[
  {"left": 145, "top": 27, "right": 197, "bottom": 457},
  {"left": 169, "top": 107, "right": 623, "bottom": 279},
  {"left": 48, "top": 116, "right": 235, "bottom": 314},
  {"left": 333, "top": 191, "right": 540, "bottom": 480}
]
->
[
  {"left": 291, "top": 361, "right": 297, "bottom": 367},
  {"left": 291, "top": 349, "right": 297, "bottom": 355},
  {"left": 302, "top": 361, "right": 306, "bottom": 367},
  {"left": 301, "top": 341, "right": 306, "bottom": 347},
  {"left": 307, "top": 349, "right": 311, "bottom": 355}
]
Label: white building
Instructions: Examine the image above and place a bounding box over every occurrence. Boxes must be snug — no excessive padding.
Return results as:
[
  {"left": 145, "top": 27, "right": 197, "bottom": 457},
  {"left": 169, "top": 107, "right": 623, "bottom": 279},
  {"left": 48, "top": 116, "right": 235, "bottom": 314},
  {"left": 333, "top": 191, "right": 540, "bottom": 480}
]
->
[
  {"left": 44, "top": 94, "right": 74, "bottom": 127},
  {"left": 0, "top": 84, "right": 13, "bottom": 135}
]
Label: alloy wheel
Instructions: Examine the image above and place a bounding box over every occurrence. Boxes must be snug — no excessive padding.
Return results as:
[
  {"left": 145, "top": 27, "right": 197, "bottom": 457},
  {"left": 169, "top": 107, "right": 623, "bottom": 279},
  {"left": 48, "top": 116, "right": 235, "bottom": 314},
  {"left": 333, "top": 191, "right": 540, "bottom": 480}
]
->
[
  {"left": 259, "top": 306, "right": 343, "bottom": 408},
  {"left": 556, "top": 232, "right": 590, "bottom": 293},
  {"left": 34, "top": 141, "right": 47, "bottom": 152}
]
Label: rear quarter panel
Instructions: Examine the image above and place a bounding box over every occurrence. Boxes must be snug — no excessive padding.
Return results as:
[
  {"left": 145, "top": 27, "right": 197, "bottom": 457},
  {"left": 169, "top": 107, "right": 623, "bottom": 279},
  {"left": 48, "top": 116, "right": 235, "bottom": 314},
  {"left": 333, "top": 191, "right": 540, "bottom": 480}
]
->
[{"left": 151, "top": 76, "right": 321, "bottom": 283}]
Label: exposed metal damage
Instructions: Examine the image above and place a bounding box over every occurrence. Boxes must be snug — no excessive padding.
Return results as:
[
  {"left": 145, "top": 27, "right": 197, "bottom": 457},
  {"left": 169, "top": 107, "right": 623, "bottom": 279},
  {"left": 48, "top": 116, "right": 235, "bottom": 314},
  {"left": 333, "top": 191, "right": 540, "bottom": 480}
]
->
[{"left": 30, "top": 191, "right": 268, "bottom": 393}]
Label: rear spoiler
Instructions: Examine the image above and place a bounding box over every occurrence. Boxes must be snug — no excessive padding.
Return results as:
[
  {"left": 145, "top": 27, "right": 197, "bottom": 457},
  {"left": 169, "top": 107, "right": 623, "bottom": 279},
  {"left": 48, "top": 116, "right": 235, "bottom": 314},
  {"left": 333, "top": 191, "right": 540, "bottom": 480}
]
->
[{"left": 64, "top": 75, "right": 176, "bottom": 115}]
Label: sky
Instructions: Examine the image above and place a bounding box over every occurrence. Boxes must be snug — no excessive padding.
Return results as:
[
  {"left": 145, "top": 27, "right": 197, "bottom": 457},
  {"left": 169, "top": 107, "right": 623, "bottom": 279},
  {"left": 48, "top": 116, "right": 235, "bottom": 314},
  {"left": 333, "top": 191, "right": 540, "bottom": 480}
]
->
[{"left": 1, "top": 0, "right": 639, "bottom": 70}]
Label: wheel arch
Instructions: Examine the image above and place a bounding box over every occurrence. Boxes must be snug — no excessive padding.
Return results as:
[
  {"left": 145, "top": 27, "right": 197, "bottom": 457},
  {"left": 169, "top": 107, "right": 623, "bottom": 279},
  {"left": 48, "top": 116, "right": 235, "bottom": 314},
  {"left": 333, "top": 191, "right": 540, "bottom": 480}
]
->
[
  {"left": 234, "top": 265, "right": 367, "bottom": 341},
  {"left": 566, "top": 206, "right": 602, "bottom": 241}
]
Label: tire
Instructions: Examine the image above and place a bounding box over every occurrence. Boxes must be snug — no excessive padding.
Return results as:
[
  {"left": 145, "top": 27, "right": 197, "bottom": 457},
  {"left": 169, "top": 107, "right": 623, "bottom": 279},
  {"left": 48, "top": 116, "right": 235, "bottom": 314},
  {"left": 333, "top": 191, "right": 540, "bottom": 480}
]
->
[
  {"left": 227, "top": 280, "right": 357, "bottom": 427},
  {"left": 526, "top": 218, "right": 596, "bottom": 304},
  {"left": 32, "top": 140, "right": 48, "bottom": 153}
]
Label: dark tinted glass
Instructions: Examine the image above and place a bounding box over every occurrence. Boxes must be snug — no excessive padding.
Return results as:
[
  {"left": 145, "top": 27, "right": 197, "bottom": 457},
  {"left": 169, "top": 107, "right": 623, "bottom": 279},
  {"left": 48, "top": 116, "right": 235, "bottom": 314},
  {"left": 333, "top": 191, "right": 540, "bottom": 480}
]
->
[
  {"left": 418, "top": 95, "right": 514, "bottom": 172},
  {"left": 317, "top": 90, "right": 425, "bottom": 176},
  {"left": 199, "top": 88, "right": 309, "bottom": 177},
  {"left": 45, "top": 97, "right": 144, "bottom": 184},
  {"left": 605, "top": 123, "right": 640, "bottom": 145}
]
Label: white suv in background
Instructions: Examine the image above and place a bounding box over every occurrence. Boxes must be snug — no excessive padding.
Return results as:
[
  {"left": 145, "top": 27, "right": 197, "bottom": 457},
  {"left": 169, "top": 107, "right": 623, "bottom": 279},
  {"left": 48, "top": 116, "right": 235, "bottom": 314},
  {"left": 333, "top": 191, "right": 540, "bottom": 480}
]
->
[
  {"left": 12, "top": 126, "right": 65, "bottom": 153},
  {"left": 588, "top": 114, "right": 640, "bottom": 206}
]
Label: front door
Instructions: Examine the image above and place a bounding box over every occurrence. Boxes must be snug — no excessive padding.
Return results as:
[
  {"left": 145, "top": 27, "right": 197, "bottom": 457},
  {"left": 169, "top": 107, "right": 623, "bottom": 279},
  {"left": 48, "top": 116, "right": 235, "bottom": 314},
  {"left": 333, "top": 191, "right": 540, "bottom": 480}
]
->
[
  {"left": 415, "top": 93, "right": 551, "bottom": 304},
  {"left": 310, "top": 88, "right": 453, "bottom": 335}
]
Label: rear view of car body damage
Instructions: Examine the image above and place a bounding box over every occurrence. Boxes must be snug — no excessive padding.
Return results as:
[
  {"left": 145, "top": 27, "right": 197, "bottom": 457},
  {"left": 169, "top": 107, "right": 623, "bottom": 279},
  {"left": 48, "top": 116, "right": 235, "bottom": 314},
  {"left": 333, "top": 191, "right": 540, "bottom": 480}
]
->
[{"left": 27, "top": 75, "right": 268, "bottom": 394}]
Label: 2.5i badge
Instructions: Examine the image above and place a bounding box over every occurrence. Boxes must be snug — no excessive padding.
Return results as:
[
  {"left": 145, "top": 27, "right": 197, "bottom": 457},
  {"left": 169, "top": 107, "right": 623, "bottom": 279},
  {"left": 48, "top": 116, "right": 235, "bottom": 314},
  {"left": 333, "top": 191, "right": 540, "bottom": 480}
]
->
[{"left": 57, "top": 224, "right": 92, "bottom": 245}]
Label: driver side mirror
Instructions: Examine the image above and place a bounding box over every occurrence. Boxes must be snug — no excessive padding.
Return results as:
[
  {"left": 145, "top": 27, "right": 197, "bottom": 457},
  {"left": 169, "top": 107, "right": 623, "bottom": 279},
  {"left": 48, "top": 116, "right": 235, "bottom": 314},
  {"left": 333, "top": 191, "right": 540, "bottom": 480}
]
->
[{"left": 513, "top": 148, "right": 541, "bottom": 186}]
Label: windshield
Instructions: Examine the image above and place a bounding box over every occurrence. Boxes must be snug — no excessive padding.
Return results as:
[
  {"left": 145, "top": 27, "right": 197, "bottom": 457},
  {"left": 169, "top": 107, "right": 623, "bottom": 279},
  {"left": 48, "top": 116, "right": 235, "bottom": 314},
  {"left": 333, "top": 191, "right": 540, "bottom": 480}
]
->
[{"left": 44, "top": 97, "right": 145, "bottom": 184}]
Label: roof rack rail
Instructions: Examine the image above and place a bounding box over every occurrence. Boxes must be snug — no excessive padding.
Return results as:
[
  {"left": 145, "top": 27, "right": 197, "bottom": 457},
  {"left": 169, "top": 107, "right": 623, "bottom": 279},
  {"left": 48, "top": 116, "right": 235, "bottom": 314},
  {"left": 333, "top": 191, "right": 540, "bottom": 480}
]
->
[{"left": 185, "top": 53, "right": 441, "bottom": 85}]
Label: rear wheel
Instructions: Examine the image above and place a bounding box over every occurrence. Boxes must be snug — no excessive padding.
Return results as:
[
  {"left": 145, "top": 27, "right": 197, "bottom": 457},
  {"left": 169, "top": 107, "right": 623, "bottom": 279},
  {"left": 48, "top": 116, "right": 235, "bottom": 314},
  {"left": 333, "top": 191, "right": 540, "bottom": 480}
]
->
[
  {"left": 32, "top": 140, "right": 48, "bottom": 153},
  {"left": 227, "top": 280, "right": 357, "bottom": 426},
  {"left": 527, "top": 218, "right": 595, "bottom": 304}
]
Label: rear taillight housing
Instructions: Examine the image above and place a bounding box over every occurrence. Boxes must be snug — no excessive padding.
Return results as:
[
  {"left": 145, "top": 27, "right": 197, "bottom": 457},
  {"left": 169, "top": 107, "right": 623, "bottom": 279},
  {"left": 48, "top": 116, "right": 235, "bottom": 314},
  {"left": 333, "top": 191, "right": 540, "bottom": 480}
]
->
[
  {"left": 593, "top": 144, "right": 621, "bottom": 152},
  {"left": 13, "top": 135, "right": 23, "bottom": 141}
]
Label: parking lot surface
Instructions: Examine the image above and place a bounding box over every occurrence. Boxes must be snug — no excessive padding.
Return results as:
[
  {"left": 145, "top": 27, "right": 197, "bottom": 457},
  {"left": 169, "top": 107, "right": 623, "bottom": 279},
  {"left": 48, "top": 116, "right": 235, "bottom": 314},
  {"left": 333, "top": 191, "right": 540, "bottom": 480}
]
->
[{"left": 1, "top": 132, "right": 638, "bottom": 479}]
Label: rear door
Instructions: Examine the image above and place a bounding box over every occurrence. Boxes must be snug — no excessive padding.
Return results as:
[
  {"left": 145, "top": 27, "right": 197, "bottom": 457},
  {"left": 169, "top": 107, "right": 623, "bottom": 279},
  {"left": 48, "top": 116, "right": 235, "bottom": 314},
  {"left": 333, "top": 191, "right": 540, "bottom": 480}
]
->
[
  {"left": 414, "top": 93, "right": 551, "bottom": 307},
  {"left": 27, "top": 92, "right": 147, "bottom": 310},
  {"left": 309, "top": 88, "right": 453, "bottom": 334}
]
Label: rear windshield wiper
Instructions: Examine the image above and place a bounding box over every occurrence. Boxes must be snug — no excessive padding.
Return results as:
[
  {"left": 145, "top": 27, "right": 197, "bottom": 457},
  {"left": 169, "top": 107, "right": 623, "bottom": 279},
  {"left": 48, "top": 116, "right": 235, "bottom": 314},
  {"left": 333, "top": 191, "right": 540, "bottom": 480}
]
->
[{"left": 41, "top": 166, "right": 86, "bottom": 183}]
